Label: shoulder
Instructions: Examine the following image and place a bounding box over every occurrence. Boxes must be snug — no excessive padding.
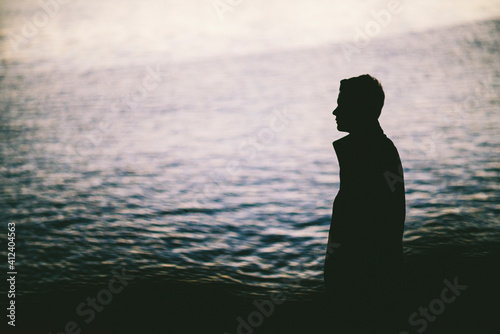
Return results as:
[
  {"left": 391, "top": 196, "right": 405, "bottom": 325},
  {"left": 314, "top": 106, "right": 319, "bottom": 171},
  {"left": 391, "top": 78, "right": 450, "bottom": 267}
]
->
[{"left": 381, "top": 136, "right": 401, "bottom": 157}]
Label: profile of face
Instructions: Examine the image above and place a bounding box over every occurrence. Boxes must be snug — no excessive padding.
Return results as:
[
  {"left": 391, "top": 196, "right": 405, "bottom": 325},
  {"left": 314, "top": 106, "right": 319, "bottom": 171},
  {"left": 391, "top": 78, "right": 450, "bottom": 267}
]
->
[
  {"left": 332, "top": 90, "right": 358, "bottom": 133},
  {"left": 332, "top": 75, "right": 384, "bottom": 133}
]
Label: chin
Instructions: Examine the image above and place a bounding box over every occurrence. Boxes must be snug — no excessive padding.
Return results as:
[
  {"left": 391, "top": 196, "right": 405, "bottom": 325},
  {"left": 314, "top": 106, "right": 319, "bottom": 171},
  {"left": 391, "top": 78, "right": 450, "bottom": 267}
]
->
[{"left": 336, "top": 124, "right": 349, "bottom": 132}]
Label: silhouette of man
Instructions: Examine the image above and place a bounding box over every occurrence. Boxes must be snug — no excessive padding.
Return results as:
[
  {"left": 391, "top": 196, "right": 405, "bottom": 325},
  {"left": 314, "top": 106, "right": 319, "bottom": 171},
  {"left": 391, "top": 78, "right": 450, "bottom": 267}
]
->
[{"left": 324, "top": 75, "right": 405, "bottom": 326}]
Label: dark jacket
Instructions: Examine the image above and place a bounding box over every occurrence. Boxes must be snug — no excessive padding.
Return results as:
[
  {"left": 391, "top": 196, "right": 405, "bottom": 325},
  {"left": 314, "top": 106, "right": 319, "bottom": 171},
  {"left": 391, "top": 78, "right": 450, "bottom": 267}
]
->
[{"left": 324, "top": 122, "right": 405, "bottom": 288}]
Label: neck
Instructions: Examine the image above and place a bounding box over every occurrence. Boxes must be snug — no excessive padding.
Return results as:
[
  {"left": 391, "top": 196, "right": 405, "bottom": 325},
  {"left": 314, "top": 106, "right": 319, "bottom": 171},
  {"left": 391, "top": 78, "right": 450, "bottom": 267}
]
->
[{"left": 348, "top": 120, "right": 383, "bottom": 135}]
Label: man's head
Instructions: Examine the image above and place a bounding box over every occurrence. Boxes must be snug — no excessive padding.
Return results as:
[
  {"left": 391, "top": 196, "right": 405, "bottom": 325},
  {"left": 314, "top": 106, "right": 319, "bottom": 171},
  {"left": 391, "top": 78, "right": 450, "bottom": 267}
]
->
[{"left": 332, "top": 74, "right": 385, "bottom": 133}]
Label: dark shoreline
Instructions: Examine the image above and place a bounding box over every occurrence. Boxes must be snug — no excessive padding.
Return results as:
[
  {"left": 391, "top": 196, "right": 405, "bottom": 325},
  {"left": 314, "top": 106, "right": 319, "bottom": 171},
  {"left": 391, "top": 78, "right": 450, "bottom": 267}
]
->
[{"left": 13, "top": 255, "right": 500, "bottom": 333}]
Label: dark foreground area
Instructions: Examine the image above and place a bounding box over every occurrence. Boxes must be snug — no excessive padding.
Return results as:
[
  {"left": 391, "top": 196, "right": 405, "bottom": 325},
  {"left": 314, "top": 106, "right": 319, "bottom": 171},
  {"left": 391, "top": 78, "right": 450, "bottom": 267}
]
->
[{"left": 13, "top": 256, "right": 500, "bottom": 334}]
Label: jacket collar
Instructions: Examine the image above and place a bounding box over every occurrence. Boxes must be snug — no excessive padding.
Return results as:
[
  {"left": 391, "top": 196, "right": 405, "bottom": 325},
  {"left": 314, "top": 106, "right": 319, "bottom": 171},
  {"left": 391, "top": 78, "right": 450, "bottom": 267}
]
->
[{"left": 332, "top": 121, "right": 385, "bottom": 159}]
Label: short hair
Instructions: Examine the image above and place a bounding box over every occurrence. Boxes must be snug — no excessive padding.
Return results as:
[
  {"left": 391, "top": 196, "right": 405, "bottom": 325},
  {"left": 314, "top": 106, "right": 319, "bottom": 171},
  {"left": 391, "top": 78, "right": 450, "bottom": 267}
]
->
[{"left": 339, "top": 74, "right": 385, "bottom": 119}]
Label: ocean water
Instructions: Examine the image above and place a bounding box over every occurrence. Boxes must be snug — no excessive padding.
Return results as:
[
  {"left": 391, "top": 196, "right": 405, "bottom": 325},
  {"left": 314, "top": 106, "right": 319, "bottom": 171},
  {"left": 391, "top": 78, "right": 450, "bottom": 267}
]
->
[{"left": 0, "top": 1, "right": 499, "bottom": 301}]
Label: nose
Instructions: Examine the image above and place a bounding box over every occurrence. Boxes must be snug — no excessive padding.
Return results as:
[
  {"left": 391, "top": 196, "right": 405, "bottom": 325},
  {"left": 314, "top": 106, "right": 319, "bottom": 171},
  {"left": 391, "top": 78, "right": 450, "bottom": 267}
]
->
[{"left": 332, "top": 107, "right": 339, "bottom": 116}]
